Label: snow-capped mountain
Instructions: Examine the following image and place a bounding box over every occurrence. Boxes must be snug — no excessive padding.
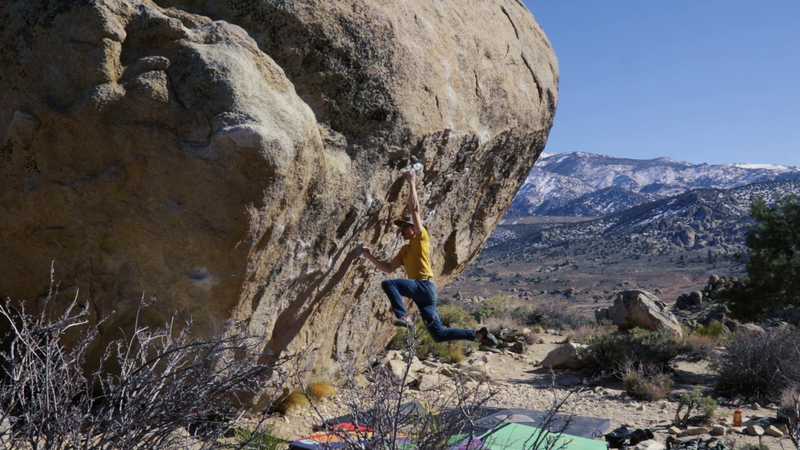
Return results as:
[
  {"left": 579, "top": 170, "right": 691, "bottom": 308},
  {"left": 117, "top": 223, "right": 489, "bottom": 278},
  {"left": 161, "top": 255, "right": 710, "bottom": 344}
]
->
[
  {"left": 489, "top": 179, "right": 800, "bottom": 254},
  {"left": 506, "top": 152, "right": 800, "bottom": 218}
]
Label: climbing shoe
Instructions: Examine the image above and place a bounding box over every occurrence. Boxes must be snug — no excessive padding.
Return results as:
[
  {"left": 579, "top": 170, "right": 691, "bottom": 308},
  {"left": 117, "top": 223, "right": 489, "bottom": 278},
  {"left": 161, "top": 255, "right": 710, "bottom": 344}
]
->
[
  {"left": 393, "top": 317, "right": 412, "bottom": 328},
  {"left": 477, "top": 327, "right": 499, "bottom": 348}
]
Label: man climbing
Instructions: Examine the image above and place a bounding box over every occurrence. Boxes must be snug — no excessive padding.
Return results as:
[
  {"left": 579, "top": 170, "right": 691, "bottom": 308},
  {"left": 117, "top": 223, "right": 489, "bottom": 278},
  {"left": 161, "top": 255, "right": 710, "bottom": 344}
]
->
[{"left": 361, "top": 170, "right": 499, "bottom": 347}]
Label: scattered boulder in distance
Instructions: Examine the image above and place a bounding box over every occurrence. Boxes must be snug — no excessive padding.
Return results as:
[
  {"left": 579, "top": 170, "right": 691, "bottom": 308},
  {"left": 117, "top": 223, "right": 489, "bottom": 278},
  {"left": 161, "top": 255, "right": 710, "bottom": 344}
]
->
[{"left": 599, "top": 290, "right": 682, "bottom": 339}]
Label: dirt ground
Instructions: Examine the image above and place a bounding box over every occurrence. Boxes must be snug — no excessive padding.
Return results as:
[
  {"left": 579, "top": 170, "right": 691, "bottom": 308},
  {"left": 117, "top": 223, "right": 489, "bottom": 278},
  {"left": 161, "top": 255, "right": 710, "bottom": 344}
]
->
[{"left": 265, "top": 332, "right": 790, "bottom": 450}]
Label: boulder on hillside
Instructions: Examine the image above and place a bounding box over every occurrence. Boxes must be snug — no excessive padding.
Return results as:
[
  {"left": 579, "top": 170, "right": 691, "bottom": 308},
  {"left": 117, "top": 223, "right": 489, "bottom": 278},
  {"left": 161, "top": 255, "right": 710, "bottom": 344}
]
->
[
  {"left": 735, "top": 323, "right": 765, "bottom": 335},
  {"left": 698, "top": 304, "right": 730, "bottom": 327},
  {"left": 597, "top": 290, "right": 682, "bottom": 339},
  {"left": 0, "top": 0, "right": 558, "bottom": 391},
  {"left": 675, "top": 290, "right": 704, "bottom": 310},
  {"left": 540, "top": 343, "right": 585, "bottom": 369},
  {"left": 674, "top": 228, "right": 696, "bottom": 247}
]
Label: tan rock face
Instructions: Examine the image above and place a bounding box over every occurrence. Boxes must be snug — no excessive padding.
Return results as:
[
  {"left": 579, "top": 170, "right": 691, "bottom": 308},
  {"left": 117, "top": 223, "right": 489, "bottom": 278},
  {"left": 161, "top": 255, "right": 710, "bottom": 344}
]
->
[
  {"left": 1, "top": 0, "right": 322, "bottom": 351},
  {"left": 0, "top": 0, "right": 557, "bottom": 389},
  {"left": 539, "top": 343, "right": 585, "bottom": 369},
  {"left": 601, "top": 290, "right": 683, "bottom": 339}
]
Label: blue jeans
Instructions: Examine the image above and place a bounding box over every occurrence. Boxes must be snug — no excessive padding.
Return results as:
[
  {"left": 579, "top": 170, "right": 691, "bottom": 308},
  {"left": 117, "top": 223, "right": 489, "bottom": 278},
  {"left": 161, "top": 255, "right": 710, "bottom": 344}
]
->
[{"left": 381, "top": 278, "right": 476, "bottom": 343}]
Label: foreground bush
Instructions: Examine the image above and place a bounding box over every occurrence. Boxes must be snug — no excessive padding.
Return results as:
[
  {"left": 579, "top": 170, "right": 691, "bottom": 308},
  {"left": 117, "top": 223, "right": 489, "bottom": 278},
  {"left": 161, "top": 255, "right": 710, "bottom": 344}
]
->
[
  {"left": 524, "top": 298, "right": 593, "bottom": 331},
  {"left": 388, "top": 321, "right": 471, "bottom": 363},
  {"left": 674, "top": 390, "right": 717, "bottom": 427},
  {"left": 471, "top": 296, "right": 509, "bottom": 322},
  {"left": 388, "top": 305, "right": 476, "bottom": 363},
  {"left": 438, "top": 304, "right": 478, "bottom": 330},
  {"left": 622, "top": 362, "right": 673, "bottom": 401},
  {"left": 780, "top": 385, "right": 800, "bottom": 449},
  {"left": 574, "top": 328, "right": 681, "bottom": 377},
  {"left": 0, "top": 294, "right": 290, "bottom": 450},
  {"left": 566, "top": 324, "right": 614, "bottom": 344},
  {"left": 680, "top": 334, "right": 719, "bottom": 362},
  {"left": 343, "top": 327, "right": 587, "bottom": 450},
  {"left": 694, "top": 320, "right": 728, "bottom": 339},
  {"left": 715, "top": 327, "right": 800, "bottom": 402}
]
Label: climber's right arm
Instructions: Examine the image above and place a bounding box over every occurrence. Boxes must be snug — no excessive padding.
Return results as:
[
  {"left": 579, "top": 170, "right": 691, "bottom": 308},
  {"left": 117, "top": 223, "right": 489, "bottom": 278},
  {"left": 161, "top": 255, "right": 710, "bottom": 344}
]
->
[{"left": 362, "top": 247, "right": 403, "bottom": 273}]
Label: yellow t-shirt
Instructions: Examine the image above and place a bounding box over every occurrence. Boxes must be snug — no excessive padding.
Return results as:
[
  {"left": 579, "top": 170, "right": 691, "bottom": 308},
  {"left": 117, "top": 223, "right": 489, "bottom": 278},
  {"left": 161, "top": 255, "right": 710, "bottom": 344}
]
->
[{"left": 395, "top": 227, "right": 434, "bottom": 280}]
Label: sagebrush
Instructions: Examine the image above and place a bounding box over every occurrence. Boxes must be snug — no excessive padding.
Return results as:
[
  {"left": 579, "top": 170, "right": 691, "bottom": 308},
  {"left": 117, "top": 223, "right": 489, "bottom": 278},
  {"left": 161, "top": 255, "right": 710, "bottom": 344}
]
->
[
  {"left": 622, "top": 361, "right": 672, "bottom": 401},
  {"left": 674, "top": 390, "right": 716, "bottom": 427},
  {"left": 573, "top": 328, "right": 681, "bottom": 377},
  {"left": 680, "top": 334, "right": 718, "bottom": 362},
  {"left": 715, "top": 327, "right": 800, "bottom": 402},
  {"left": 0, "top": 288, "right": 292, "bottom": 450},
  {"left": 388, "top": 318, "right": 473, "bottom": 363},
  {"left": 524, "top": 298, "right": 592, "bottom": 331}
]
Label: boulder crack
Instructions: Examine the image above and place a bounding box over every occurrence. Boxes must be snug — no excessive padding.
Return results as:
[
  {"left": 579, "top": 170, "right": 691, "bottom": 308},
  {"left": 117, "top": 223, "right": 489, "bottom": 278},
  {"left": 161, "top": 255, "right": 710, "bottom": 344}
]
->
[
  {"left": 500, "top": 6, "right": 519, "bottom": 39},
  {"left": 520, "top": 52, "right": 543, "bottom": 101}
]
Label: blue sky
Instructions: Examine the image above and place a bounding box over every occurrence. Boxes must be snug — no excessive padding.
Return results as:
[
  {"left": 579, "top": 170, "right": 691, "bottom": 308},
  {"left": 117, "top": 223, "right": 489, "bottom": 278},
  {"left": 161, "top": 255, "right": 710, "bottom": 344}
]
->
[{"left": 523, "top": 1, "right": 800, "bottom": 167}]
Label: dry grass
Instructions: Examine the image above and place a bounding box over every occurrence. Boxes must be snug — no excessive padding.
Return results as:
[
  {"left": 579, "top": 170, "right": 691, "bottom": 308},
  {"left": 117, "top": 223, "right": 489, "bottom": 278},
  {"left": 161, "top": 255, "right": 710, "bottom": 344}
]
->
[
  {"left": 622, "top": 362, "right": 673, "bottom": 401},
  {"left": 273, "top": 391, "right": 310, "bottom": 415},
  {"left": 681, "top": 334, "right": 718, "bottom": 361},
  {"left": 524, "top": 331, "right": 540, "bottom": 345},
  {"left": 308, "top": 383, "right": 336, "bottom": 402},
  {"left": 568, "top": 323, "right": 614, "bottom": 344},
  {"left": 481, "top": 313, "right": 524, "bottom": 334},
  {"left": 524, "top": 298, "right": 593, "bottom": 331},
  {"left": 446, "top": 345, "right": 466, "bottom": 364}
]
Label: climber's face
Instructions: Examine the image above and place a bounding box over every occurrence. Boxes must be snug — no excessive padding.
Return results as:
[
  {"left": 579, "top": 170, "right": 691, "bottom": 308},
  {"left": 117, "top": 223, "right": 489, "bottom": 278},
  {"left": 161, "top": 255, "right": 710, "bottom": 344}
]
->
[{"left": 399, "top": 223, "right": 415, "bottom": 240}]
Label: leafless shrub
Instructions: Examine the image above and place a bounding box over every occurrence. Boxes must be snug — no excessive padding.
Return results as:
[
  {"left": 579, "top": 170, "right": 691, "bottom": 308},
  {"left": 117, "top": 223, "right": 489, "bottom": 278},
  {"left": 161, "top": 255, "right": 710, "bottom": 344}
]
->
[
  {"left": 325, "top": 326, "right": 495, "bottom": 450},
  {"left": 477, "top": 372, "right": 591, "bottom": 450},
  {"left": 309, "top": 327, "right": 585, "bottom": 450},
  {"left": 0, "top": 281, "right": 295, "bottom": 450},
  {"left": 0, "top": 293, "right": 95, "bottom": 449},
  {"left": 513, "top": 374, "right": 589, "bottom": 450},
  {"left": 779, "top": 384, "right": 800, "bottom": 449},
  {"left": 714, "top": 327, "right": 800, "bottom": 402}
]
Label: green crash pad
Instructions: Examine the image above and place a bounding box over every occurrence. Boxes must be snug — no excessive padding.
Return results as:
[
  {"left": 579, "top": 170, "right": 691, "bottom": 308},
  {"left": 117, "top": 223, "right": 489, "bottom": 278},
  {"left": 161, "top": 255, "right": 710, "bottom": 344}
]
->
[{"left": 480, "top": 423, "right": 608, "bottom": 450}]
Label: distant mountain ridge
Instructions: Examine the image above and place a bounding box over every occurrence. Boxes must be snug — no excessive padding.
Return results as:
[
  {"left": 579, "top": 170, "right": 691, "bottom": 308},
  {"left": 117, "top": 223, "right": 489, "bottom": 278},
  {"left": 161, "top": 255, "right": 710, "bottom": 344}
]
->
[
  {"left": 488, "top": 179, "right": 800, "bottom": 256},
  {"left": 506, "top": 152, "right": 800, "bottom": 218}
]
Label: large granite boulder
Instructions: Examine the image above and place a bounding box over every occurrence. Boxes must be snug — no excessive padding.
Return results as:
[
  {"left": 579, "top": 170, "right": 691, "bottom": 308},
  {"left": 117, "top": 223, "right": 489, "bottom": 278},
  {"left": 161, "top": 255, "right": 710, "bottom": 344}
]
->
[
  {"left": 597, "top": 290, "right": 683, "bottom": 339},
  {"left": 540, "top": 343, "right": 585, "bottom": 369},
  {"left": 0, "top": 0, "right": 557, "bottom": 391}
]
